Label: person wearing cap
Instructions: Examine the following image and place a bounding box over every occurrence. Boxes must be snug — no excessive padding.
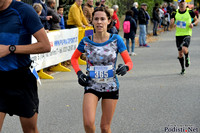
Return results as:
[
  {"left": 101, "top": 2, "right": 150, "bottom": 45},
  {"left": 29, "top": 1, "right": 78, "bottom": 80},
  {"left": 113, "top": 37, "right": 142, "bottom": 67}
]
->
[
  {"left": 138, "top": 3, "right": 150, "bottom": 47},
  {"left": 170, "top": 0, "right": 198, "bottom": 75}
]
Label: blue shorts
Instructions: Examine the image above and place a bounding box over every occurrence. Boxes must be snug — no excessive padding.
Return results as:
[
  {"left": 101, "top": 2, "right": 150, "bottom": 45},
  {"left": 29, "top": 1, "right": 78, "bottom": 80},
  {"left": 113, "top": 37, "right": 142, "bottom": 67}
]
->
[{"left": 0, "top": 67, "right": 39, "bottom": 118}]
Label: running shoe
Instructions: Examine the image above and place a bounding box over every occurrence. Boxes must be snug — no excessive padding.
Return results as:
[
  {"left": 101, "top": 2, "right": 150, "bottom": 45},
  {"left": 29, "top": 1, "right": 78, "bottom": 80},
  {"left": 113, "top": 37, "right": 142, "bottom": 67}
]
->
[
  {"left": 143, "top": 44, "right": 150, "bottom": 47},
  {"left": 180, "top": 69, "right": 185, "bottom": 75},
  {"left": 131, "top": 52, "right": 137, "bottom": 56},
  {"left": 185, "top": 56, "right": 190, "bottom": 67}
]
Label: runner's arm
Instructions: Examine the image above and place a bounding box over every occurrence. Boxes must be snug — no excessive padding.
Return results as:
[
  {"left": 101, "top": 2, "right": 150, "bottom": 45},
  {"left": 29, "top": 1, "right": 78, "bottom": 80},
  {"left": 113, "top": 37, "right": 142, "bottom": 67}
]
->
[
  {"left": 120, "top": 50, "right": 133, "bottom": 71},
  {"left": 0, "top": 28, "right": 51, "bottom": 58},
  {"left": 192, "top": 16, "right": 198, "bottom": 26},
  {"left": 189, "top": 10, "right": 198, "bottom": 26},
  {"left": 71, "top": 49, "right": 82, "bottom": 73},
  {"left": 170, "top": 11, "right": 176, "bottom": 26}
]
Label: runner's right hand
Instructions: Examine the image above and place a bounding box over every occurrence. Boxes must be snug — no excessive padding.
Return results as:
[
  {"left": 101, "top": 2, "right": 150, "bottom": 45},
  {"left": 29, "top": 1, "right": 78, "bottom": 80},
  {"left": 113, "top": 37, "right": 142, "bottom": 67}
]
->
[{"left": 77, "top": 70, "right": 91, "bottom": 87}]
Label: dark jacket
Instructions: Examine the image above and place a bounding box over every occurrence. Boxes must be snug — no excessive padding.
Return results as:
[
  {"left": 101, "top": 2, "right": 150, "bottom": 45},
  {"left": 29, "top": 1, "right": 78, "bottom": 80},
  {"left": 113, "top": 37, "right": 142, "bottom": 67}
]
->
[
  {"left": 138, "top": 8, "right": 147, "bottom": 25},
  {"left": 108, "top": 20, "right": 118, "bottom": 34},
  {"left": 123, "top": 15, "right": 137, "bottom": 39},
  {"left": 32, "top": 0, "right": 50, "bottom": 30},
  {"left": 131, "top": 7, "right": 138, "bottom": 22},
  {"left": 152, "top": 8, "right": 160, "bottom": 22},
  {"left": 47, "top": 6, "right": 61, "bottom": 30}
]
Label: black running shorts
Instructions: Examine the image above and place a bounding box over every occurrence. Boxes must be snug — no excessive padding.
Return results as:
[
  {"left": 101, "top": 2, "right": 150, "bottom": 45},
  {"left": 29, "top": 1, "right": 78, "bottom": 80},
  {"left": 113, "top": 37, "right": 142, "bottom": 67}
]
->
[
  {"left": 0, "top": 67, "right": 39, "bottom": 118},
  {"left": 176, "top": 36, "right": 191, "bottom": 51},
  {"left": 84, "top": 89, "right": 119, "bottom": 100}
]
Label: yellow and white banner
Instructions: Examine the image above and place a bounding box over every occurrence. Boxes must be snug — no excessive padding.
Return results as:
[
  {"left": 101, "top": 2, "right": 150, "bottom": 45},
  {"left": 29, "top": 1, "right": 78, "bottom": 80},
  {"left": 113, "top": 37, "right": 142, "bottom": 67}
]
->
[{"left": 31, "top": 28, "right": 79, "bottom": 71}]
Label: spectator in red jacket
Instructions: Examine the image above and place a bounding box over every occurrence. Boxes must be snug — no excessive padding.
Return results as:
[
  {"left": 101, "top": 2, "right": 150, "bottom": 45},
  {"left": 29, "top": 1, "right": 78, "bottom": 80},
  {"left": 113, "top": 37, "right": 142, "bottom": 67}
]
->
[{"left": 112, "top": 5, "right": 120, "bottom": 32}]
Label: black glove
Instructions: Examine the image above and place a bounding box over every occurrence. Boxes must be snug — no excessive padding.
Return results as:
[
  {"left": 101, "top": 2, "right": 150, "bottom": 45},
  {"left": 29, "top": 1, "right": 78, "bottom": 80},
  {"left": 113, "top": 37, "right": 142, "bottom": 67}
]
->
[
  {"left": 116, "top": 64, "right": 129, "bottom": 76},
  {"left": 77, "top": 71, "right": 91, "bottom": 87}
]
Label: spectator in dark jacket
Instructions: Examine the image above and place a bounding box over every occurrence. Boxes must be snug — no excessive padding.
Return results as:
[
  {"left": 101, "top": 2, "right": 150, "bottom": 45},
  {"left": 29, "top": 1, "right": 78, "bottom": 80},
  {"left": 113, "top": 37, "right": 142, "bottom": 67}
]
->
[
  {"left": 152, "top": 6, "right": 160, "bottom": 36},
  {"left": 123, "top": 10, "right": 137, "bottom": 56},
  {"left": 32, "top": 0, "right": 52, "bottom": 30},
  {"left": 47, "top": 0, "right": 61, "bottom": 30},
  {"left": 131, "top": 2, "right": 139, "bottom": 24},
  {"left": 138, "top": 3, "right": 150, "bottom": 47}
]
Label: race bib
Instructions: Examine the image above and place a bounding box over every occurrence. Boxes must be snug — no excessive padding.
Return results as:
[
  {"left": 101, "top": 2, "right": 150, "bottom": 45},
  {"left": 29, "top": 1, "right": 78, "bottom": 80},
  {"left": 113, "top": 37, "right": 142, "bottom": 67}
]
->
[
  {"left": 176, "top": 21, "right": 186, "bottom": 29},
  {"left": 88, "top": 65, "right": 114, "bottom": 83}
]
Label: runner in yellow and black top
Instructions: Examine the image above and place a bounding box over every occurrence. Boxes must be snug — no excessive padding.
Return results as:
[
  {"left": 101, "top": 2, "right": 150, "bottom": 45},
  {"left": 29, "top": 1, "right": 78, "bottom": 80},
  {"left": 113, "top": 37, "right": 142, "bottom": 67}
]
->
[{"left": 170, "top": 0, "right": 198, "bottom": 75}]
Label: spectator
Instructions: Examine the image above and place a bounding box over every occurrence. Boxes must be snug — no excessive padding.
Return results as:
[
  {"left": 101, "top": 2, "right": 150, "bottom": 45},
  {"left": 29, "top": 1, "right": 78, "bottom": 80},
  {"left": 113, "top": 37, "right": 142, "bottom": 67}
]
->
[
  {"left": 194, "top": 7, "right": 199, "bottom": 19},
  {"left": 57, "top": 6, "right": 65, "bottom": 29},
  {"left": 123, "top": 10, "right": 137, "bottom": 56},
  {"left": 131, "top": 2, "right": 139, "bottom": 24},
  {"left": 100, "top": 0, "right": 106, "bottom": 7},
  {"left": 33, "top": 3, "right": 43, "bottom": 16},
  {"left": 138, "top": 3, "right": 150, "bottom": 47},
  {"left": 152, "top": 6, "right": 160, "bottom": 36},
  {"left": 159, "top": 5, "right": 164, "bottom": 28},
  {"left": 107, "top": 8, "right": 118, "bottom": 34},
  {"left": 32, "top": 0, "right": 52, "bottom": 30},
  {"left": 66, "top": 0, "right": 90, "bottom": 28},
  {"left": 163, "top": 10, "right": 170, "bottom": 31},
  {"left": 167, "top": 2, "right": 173, "bottom": 18},
  {"left": 47, "top": 0, "right": 61, "bottom": 30},
  {"left": 94, "top": 1, "right": 100, "bottom": 10},
  {"left": 0, "top": 0, "right": 51, "bottom": 132},
  {"left": 33, "top": 3, "right": 50, "bottom": 33},
  {"left": 83, "top": 0, "right": 94, "bottom": 24},
  {"left": 162, "top": 3, "right": 167, "bottom": 15},
  {"left": 112, "top": 5, "right": 120, "bottom": 32},
  {"left": 145, "top": 10, "right": 150, "bottom": 34},
  {"left": 153, "top": 3, "right": 159, "bottom": 15}
]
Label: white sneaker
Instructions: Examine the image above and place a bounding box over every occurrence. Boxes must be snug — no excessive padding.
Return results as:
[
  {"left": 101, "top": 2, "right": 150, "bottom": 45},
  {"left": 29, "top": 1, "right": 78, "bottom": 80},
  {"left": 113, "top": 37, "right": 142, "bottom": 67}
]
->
[
  {"left": 129, "top": 52, "right": 132, "bottom": 56},
  {"left": 131, "top": 52, "right": 137, "bottom": 56}
]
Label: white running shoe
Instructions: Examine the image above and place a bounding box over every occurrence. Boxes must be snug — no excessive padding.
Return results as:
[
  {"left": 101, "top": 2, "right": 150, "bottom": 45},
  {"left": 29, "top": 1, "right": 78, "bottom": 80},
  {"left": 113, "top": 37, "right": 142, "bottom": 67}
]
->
[{"left": 131, "top": 52, "right": 137, "bottom": 56}]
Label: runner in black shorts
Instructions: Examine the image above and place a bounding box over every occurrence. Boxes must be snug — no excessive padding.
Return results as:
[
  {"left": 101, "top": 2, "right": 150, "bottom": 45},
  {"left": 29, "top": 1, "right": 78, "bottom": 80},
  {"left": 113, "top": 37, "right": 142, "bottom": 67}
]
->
[
  {"left": 170, "top": 0, "right": 198, "bottom": 74},
  {"left": 71, "top": 7, "right": 133, "bottom": 133},
  {"left": 0, "top": 0, "right": 51, "bottom": 132}
]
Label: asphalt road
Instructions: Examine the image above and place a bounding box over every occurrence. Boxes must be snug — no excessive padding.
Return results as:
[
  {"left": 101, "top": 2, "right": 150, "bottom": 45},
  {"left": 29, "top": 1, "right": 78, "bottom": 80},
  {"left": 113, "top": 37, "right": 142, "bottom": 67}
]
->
[{"left": 2, "top": 26, "right": 200, "bottom": 133}]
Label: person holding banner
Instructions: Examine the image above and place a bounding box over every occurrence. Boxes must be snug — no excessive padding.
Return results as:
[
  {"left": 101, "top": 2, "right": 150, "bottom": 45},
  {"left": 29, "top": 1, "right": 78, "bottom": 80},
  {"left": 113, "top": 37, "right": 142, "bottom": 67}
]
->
[
  {"left": 71, "top": 7, "right": 133, "bottom": 133},
  {"left": 170, "top": 0, "right": 198, "bottom": 75},
  {"left": 0, "top": 0, "right": 51, "bottom": 132}
]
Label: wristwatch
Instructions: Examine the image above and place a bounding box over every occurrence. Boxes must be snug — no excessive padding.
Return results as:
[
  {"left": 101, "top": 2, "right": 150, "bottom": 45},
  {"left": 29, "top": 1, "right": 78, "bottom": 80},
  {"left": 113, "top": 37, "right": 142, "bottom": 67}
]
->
[{"left": 9, "top": 45, "right": 16, "bottom": 53}]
